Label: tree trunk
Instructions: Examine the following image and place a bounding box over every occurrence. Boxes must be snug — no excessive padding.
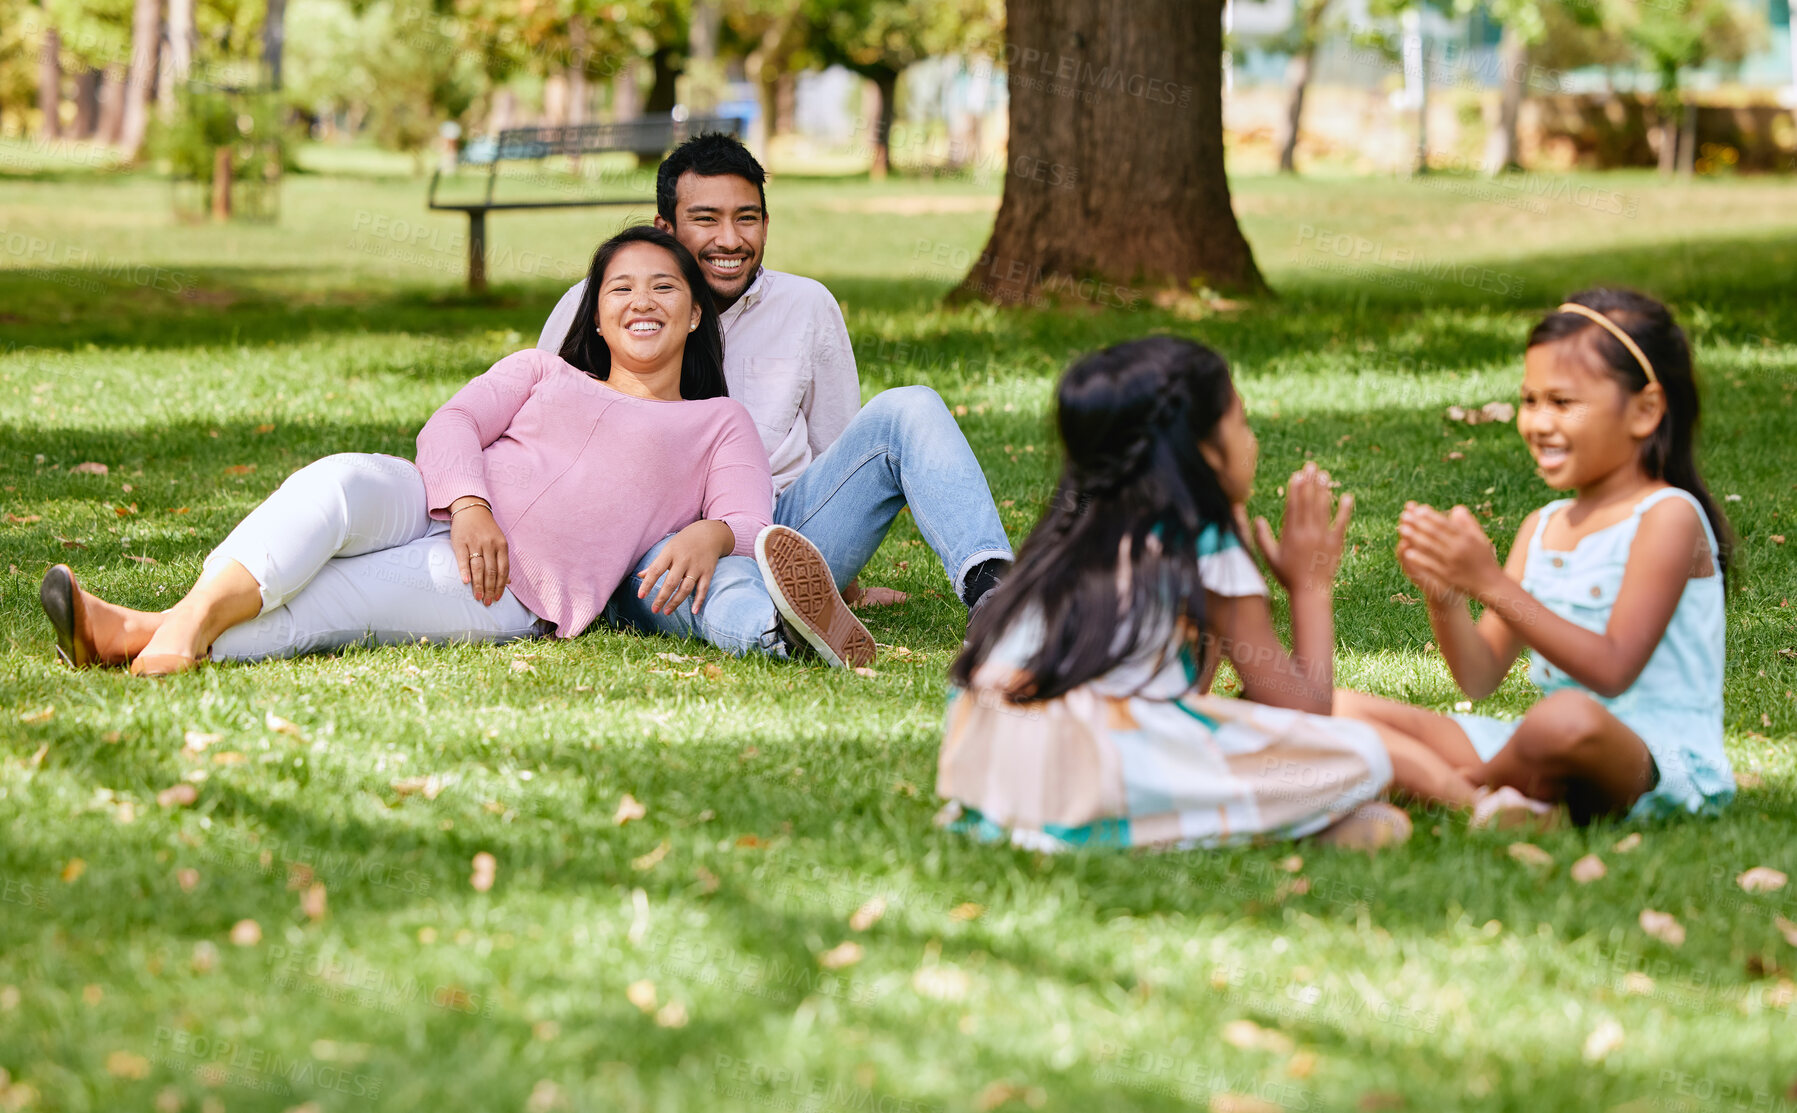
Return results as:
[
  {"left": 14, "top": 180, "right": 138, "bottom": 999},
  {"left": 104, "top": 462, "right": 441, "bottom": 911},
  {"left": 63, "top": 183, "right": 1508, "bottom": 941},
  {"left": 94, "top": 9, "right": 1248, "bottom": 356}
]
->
[
  {"left": 117, "top": 0, "right": 161, "bottom": 161},
  {"left": 1483, "top": 22, "right": 1525, "bottom": 173},
  {"left": 38, "top": 27, "right": 61, "bottom": 139},
  {"left": 645, "top": 46, "right": 680, "bottom": 113},
  {"left": 1677, "top": 100, "right": 1696, "bottom": 177},
  {"left": 567, "top": 21, "right": 589, "bottom": 127},
  {"left": 775, "top": 72, "right": 796, "bottom": 133},
  {"left": 956, "top": 0, "right": 1264, "bottom": 303},
  {"left": 1275, "top": 45, "right": 1311, "bottom": 173},
  {"left": 73, "top": 67, "right": 100, "bottom": 136},
  {"left": 159, "top": 0, "right": 194, "bottom": 110},
  {"left": 212, "top": 145, "right": 233, "bottom": 220},
  {"left": 687, "top": 0, "right": 721, "bottom": 112},
  {"left": 96, "top": 65, "right": 127, "bottom": 144},
  {"left": 866, "top": 68, "right": 897, "bottom": 179},
  {"left": 263, "top": 0, "right": 287, "bottom": 90},
  {"left": 612, "top": 61, "right": 641, "bottom": 121}
]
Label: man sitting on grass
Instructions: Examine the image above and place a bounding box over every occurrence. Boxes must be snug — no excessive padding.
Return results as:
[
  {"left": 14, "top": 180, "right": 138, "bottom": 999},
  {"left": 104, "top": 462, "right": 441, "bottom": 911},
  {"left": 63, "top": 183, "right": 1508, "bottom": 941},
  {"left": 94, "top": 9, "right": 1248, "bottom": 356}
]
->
[{"left": 537, "top": 132, "right": 1012, "bottom": 668}]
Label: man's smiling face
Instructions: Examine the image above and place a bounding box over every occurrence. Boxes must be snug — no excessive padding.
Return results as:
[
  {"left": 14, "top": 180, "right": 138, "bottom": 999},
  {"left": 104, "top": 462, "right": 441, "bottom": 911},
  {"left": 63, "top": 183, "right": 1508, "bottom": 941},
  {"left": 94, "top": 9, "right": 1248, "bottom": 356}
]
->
[{"left": 655, "top": 171, "right": 767, "bottom": 309}]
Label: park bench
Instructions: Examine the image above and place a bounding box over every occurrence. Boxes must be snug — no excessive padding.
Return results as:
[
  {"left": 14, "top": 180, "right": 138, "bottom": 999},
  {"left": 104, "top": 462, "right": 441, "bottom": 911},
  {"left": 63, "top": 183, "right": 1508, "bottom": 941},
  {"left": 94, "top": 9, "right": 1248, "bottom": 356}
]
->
[{"left": 426, "top": 114, "right": 745, "bottom": 293}]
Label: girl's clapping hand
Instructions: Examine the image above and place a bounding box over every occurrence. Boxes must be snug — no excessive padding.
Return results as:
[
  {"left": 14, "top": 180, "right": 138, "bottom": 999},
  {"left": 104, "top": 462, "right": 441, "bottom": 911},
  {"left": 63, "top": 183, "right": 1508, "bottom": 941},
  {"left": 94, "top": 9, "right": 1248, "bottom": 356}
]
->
[
  {"left": 1251, "top": 462, "right": 1355, "bottom": 594},
  {"left": 1396, "top": 502, "right": 1502, "bottom": 599}
]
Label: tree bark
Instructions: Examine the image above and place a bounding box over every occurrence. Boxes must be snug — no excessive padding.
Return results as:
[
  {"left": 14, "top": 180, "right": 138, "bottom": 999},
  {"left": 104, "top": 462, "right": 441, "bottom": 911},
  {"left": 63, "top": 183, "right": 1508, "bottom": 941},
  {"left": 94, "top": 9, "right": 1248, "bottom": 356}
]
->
[
  {"left": 645, "top": 46, "right": 680, "bottom": 113},
  {"left": 38, "top": 27, "right": 61, "bottom": 139},
  {"left": 1482, "top": 22, "right": 1525, "bottom": 174},
  {"left": 118, "top": 0, "right": 161, "bottom": 161},
  {"left": 1275, "top": 45, "right": 1311, "bottom": 173},
  {"left": 687, "top": 0, "right": 721, "bottom": 112},
  {"left": 612, "top": 62, "right": 641, "bottom": 121},
  {"left": 567, "top": 21, "right": 589, "bottom": 127},
  {"left": 866, "top": 68, "right": 897, "bottom": 178},
  {"left": 263, "top": 0, "right": 287, "bottom": 90},
  {"left": 956, "top": 0, "right": 1264, "bottom": 304},
  {"left": 96, "top": 65, "right": 127, "bottom": 144},
  {"left": 73, "top": 67, "right": 100, "bottom": 137},
  {"left": 160, "top": 0, "right": 194, "bottom": 110}
]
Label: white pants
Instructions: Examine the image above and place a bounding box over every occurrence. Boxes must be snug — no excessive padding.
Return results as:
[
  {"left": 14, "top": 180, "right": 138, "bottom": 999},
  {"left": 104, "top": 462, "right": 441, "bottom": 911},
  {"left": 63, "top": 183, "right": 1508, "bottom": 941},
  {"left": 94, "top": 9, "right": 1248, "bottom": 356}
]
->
[{"left": 206, "top": 453, "right": 547, "bottom": 663}]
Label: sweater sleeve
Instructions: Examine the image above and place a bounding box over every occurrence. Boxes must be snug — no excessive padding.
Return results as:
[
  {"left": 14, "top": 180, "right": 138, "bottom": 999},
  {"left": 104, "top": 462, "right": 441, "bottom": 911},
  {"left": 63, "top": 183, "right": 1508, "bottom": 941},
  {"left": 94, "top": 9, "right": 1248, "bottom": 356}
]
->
[
  {"left": 415, "top": 350, "right": 550, "bottom": 517},
  {"left": 701, "top": 403, "right": 776, "bottom": 557}
]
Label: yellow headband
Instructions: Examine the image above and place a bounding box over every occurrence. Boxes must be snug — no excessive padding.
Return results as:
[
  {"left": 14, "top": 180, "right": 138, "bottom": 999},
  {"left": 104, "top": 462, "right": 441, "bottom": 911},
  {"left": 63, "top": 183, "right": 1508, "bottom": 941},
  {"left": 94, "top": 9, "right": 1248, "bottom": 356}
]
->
[{"left": 1556, "top": 302, "right": 1658, "bottom": 386}]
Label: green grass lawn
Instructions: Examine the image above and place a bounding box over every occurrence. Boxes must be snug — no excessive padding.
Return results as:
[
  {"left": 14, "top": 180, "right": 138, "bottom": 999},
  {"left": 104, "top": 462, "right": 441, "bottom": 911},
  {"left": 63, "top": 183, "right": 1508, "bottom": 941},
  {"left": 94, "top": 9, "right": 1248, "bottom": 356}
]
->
[{"left": 2, "top": 142, "right": 1796, "bottom": 1112}]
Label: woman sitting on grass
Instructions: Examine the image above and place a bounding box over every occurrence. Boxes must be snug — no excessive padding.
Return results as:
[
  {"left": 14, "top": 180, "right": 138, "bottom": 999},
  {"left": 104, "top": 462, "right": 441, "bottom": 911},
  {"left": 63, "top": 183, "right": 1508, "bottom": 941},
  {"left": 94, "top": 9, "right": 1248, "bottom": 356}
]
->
[
  {"left": 39, "top": 225, "right": 772, "bottom": 676},
  {"left": 938, "top": 336, "right": 1451, "bottom": 853},
  {"left": 1338, "top": 289, "right": 1734, "bottom": 826}
]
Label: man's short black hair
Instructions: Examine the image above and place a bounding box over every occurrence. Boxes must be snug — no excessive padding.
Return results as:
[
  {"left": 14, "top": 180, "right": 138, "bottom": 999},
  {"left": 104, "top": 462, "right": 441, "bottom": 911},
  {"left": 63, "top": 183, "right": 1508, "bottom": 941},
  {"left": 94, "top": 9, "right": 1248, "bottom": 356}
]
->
[{"left": 656, "top": 132, "right": 768, "bottom": 226}]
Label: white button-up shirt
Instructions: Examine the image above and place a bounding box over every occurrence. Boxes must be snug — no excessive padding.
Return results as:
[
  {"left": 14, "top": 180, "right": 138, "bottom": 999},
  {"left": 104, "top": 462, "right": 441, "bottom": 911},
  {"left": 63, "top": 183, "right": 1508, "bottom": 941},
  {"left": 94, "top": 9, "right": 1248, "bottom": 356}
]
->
[{"left": 537, "top": 267, "right": 861, "bottom": 495}]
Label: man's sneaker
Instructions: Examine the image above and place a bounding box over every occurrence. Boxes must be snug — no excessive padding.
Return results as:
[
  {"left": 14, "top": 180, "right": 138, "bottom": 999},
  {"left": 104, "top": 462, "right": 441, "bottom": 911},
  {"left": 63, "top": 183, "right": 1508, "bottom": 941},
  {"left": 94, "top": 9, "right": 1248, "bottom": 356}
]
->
[{"left": 755, "top": 526, "right": 875, "bottom": 668}]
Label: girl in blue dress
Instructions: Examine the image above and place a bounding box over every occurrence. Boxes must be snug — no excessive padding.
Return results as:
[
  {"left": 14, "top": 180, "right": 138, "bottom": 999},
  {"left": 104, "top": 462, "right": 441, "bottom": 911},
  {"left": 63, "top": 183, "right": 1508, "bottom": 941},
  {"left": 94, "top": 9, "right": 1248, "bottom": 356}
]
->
[{"left": 1339, "top": 289, "right": 1735, "bottom": 824}]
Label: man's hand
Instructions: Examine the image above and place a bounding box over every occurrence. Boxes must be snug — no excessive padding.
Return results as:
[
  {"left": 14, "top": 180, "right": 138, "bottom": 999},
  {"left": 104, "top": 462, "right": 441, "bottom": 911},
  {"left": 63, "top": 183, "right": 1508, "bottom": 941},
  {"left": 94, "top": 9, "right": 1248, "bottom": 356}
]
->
[
  {"left": 843, "top": 579, "right": 908, "bottom": 608},
  {"left": 449, "top": 497, "right": 510, "bottom": 606}
]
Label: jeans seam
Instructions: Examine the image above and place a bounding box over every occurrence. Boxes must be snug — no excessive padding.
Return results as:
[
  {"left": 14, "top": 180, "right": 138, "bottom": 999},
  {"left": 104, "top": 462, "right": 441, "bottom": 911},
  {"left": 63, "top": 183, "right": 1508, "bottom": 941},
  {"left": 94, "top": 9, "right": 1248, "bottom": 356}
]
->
[{"left": 779, "top": 445, "right": 896, "bottom": 535}]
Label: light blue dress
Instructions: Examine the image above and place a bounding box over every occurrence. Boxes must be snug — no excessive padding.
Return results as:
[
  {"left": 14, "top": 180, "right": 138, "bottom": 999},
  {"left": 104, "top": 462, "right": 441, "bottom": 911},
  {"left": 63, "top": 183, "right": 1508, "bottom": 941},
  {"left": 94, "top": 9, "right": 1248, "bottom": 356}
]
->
[{"left": 1450, "top": 487, "right": 1734, "bottom": 819}]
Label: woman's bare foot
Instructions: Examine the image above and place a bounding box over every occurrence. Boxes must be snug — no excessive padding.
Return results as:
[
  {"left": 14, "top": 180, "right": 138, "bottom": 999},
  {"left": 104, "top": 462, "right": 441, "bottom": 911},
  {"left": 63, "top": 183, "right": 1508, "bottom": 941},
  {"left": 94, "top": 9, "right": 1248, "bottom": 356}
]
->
[
  {"left": 1316, "top": 802, "right": 1414, "bottom": 852},
  {"left": 83, "top": 592, "right": 167, "bottom": 664},
  {"left": 127, "top": 560, "right": 262, "bottom": 676}
]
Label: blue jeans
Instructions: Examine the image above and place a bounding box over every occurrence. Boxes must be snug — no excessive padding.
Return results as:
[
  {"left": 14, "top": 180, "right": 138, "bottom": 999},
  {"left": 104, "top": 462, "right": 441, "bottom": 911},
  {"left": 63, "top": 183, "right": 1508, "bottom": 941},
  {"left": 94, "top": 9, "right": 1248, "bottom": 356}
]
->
[{"left": 602, "top": 385, "right": 1013, "bottom": 656}]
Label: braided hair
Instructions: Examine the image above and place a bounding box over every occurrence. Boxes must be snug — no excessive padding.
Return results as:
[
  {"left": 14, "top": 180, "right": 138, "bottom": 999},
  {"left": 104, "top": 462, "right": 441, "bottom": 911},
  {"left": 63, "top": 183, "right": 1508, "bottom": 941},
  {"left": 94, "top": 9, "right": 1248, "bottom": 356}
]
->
[{"left": 952, "top": 337, "right": 1241, "bottom": 701}]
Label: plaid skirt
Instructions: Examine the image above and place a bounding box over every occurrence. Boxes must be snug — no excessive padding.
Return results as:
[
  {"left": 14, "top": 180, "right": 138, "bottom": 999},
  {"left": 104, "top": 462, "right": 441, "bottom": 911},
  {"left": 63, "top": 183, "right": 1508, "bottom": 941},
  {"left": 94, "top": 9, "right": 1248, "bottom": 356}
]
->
[{"left": 936, "top": 685, "right": 1392, "bottom": 851}]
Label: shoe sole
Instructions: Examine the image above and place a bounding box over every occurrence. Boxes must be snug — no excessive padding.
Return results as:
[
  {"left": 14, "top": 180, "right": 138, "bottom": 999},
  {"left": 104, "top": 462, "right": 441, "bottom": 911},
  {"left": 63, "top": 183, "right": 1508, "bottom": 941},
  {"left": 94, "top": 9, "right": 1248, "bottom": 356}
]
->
[
  {"left": 755, "top": 526, "right": 875, "bottom": 669},
  {"left": 39, "top": 564, "right": 92, "bottom": 668}
]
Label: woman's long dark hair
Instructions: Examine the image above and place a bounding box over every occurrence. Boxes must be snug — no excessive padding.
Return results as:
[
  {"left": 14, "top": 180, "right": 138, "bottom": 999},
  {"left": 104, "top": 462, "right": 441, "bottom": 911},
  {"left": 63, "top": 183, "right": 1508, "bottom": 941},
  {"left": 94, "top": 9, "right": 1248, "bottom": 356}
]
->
[
  {"left": 558, "top": 225, "right": 727, "bottom": 399},
  {"left": 1529, "top": 288, "right": 1733, "bottom": 582},
  {"left": 952, "top": 337, "right": 1242, "bottom": 702}
]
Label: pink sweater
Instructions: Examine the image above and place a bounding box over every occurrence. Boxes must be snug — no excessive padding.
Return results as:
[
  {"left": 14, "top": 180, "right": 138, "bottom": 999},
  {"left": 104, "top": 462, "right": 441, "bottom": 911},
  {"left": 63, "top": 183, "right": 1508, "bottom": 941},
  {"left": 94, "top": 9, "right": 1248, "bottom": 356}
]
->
[{"left": 413, "top": 349, "right": 773, "bottom": 636}]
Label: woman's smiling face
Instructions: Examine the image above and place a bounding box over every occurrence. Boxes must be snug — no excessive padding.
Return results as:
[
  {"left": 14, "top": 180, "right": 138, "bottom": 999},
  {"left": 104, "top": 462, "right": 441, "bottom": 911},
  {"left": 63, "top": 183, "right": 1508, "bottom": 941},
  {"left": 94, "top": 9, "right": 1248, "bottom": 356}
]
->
[{"left": 595, "top": 242, "right": 702, "bottom": 373}]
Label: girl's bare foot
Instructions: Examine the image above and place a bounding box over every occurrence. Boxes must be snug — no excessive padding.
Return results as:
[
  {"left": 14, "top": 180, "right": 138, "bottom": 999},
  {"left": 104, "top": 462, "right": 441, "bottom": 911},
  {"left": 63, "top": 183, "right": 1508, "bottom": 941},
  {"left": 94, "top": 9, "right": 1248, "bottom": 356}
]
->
[
  {"left": 1315, "top": 802, "right": 1414, "bottom": 852},
  {"left": 1470, "top": 786, "right": 1564, "bottom": 831}
]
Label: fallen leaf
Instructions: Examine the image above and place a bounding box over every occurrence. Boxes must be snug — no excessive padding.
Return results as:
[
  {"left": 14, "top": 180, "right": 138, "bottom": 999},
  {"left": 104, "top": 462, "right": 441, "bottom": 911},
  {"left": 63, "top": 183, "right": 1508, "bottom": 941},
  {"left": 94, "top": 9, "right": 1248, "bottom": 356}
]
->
[
  {"left": 300, "top": 883, "right": 327, "bottom": 921},
  {"left": 1508, "top": 842, "right": 1553, "bottom": 867},
  {"left": 254, "top": 423, "right": 275, "bottom": 434},
  {"left": 654, "top": 653, "right": 697, "bottom": 663},
  {"left": 1737, "top": 770, "right": 1765, "bottom": 790},
  {"left": 61, "top": 858, "right": 86, "bottom": 882},
  {"left": 470, "top": 851, "right": 497, "bottom": 892},
  {"left": 156, "top": 783, "right": 198, "bottom": 808},
  {"left": 631, "top": 841, "right": 670, "bottom": 872},
  {"left": 704, "top": 664, "right": 723, "bottom": 680},
  {"left": 850, "top": 897, "right": 887, "bottom": 932},
  {"left": 230, "top": 919, "right": 262, "bottom": 946},
  {"left": 1621, "top": 971, "right": 1655, "bottom": 995},
  {"left": 264, "top": 711, "right": 305, "bottom": 739},
  {"left": 105, "top": 1050, "right": 150, "bottom": 1079},
  {"left": 654, "top": 1001, "right": 688, "bottom": 1028},
  {"left": 733, "top": 834, "right": 766, "bottom": 849},
  {"left": 177, "top": 868, "right": 200, "bottom": 892},
  {"left": 1738, "top": 867, "right": 1789, "bottom": 894},
  {"left": 694, "top": 866, "right": 720, "bottom": 894},
  {"left": 1640, "top": 909, "right": 1685, "bottom": 946},
  {"left": 1774, "top": 535, "right": 1787, "bottom": 545},
  {"left": 853, "top": 667, "right": 879, "bottom": 678},
  {"left": 1222, "top": 1018, "right": 1295, "bottom": 1054},
  {"left": 975, "top": 1082, "right": 1048, "bottom": 1112},
  {"left": 211, "top": 751, "right": 246, "bottom": 765},
  {"left": 1278, "top": 855, "right": 1304, "bottom": 873},
  {"left": 4, "top": 513, "right": 41, "bottom": 524},
  {"left": 182, "top": 730, "right": 221, "bottom": 753},
  {"left": 223, "top": 464, "right": 256, "bottom": 475},
  {"left": 1571, "top": 854, "right": 1606, "bottom": 884},
  {"left": 391, "top": 774, "right": 445, "bottom": 800},
  {"left": 125, "top": 553, "right": 159, "bottom": 565},
  {"left": 1357, "top": 1093, "right": 1405, "bottom": 1112},
  {"left": 1582, "top": 1018, "right": 1625, "bottom": 1061},
  {"left": 1286, "top": 1050, "right": 1318, "bottom": 1079},
  {"left": 626, "top": 980, "right": 658, "bottom": 1012},
  {"left": 1613, "top": 832, "right": 1642, "bottom": 853},
  {"left": 818, "top": 942, "right": 864, "bottom": 970},
  {"left": 510, "top": 657, "right": 535, "bottom": 674},
  {"left": 18, "top": 706, "right": 53, "bottom": 723},
  {"left": 1776, "top": 917, "right": 1797, "bottom": 947},
  {"left": 69, "top": 462, "right": 109, "bottom": 476},
  {"left": 912, "top": 964, "right": 969, "bottom": 1001},
  {"left": 57, "top": 536, "right": 87, "bottom": 549},
  {"left": 614, "top": 793, "right": 646, "bottom": 825},
  {"left": 950, "top": 902, "right": 984, "bottom": 921},
  {"left": 113, "top": 504, "right": 136, "bottom": 517},
  {"left": 190, "top": 941, "right": 218, "bottom": 973}
]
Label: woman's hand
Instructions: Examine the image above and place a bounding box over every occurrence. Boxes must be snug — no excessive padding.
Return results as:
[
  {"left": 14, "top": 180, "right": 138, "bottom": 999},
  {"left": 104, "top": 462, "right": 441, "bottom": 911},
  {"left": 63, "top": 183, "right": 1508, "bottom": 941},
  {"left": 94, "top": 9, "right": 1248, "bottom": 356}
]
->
[
  {"left": 449, "top": 497, "right": 510, "bottom": 606},
  {"left": 1250, "top": 462, "right": 1355, "bottom": 595},
  {"left": 1396, "top": 503, "right": 1502, "bottom": 599},
  {"left": 637, "top": 520, "right": 734, "bottom": 615}
]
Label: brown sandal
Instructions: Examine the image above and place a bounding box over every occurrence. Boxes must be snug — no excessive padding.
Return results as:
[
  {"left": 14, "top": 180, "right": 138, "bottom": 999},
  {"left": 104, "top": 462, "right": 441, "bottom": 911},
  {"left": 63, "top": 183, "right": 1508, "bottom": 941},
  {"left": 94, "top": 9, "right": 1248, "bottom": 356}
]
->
[{"left": 40, "top": 564, "right": 99, "bottom": 668}]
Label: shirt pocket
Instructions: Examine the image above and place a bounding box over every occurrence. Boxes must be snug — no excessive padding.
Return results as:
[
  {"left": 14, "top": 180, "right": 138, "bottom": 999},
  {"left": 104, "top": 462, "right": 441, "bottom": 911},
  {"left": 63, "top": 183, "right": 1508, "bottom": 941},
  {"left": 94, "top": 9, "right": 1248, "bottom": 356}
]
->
[{"left": 741, "top": 356, "right": 808, "bottom": 449}]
